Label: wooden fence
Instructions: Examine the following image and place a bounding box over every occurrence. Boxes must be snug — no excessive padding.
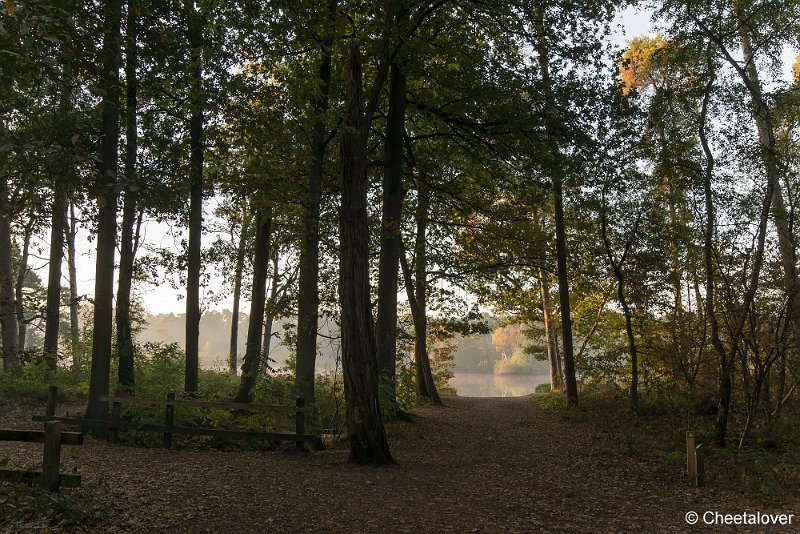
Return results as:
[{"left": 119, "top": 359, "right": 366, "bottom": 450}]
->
[
  {"left": 34, "top": 386, "right": 322, "bottom": 451},
  {"left": 0, "top": 421, "right": 83, "bottom": 491}
]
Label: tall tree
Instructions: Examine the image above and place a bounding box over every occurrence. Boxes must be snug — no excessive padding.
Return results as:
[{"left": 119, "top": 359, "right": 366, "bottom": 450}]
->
[
  {"left": 295, "top": 0, "right": 338, "bottom": 406},
  {"left": 339, "top": 43, "right": 393, "bottom": 465},
  {"left": 376, "top": 61, "right": 407, "bottom": 410},
  {"left": 87, "top": 0, "right": 123, "bottom": 421},
  {"left": 116, "top": 0, "right": 140, "bottom": 392},
  {"left": 184, "top": 0, "right": 204, "bottom": 395},
  {"left": 235, "top": 205, "right": 272, "bottom": 404}
]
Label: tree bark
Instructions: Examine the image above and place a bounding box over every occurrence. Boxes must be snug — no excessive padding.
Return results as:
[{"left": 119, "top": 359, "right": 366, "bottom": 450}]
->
[
  {"left": 375, "top": 62, "right": 406, "bottom": 409},
  {"left": 235, "top": 208, "right": 272, "bottom": 404},
  {"left": 43, "top": 185, "right": 67, "bottom": 369},
  {"left": 229, "top": 205, "right": 251, "bottom": 374},
  {"left": 115, "top": 0, "right": 139, "bottom": 393},
  {"left": 184, "top": 0, "right": 203, "bottom": 395},
  {"left": 66, "top": 203, "right": 80, "bottom": 366},
  {"left": 260, "top": 248, "right": 279, "bottom": 375},
  {"left": 15, "top": 214, "right": 34, "bottom": 352},
  {"left": 87, "top": 0, "right": 122, "bottom": 422},
  {"left": 399, "top": 183, "right": 441, "bottom": 404},
  {"left": 339, "top": 43, "right": 393, "bottom": 465},
  {"left": 537, "top": 265, "right": 561, "bottom": 390},
  {"left": 0, "top": 175, "right": 18, "bottom": 370},
  {"left": 295, "top": 0, "right": 338, "bottom": 405}
]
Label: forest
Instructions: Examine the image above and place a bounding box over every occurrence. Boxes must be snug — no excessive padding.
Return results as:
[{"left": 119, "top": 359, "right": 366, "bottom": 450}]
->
[{"left": 1, "top": 0, "right": 799, "bottom": 530}]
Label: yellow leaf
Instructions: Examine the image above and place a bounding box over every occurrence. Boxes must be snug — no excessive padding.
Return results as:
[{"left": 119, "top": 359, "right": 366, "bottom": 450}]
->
[{"left": 5, "top": 1, "right": 16, "bottom": 14}]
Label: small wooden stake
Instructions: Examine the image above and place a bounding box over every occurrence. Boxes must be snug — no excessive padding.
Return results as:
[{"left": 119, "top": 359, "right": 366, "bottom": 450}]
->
[
  {"left": 42, "top": 421, "right": 62, "bottom": 492},
  {"left": 695, "top": 443, "right": 705, "bottom": 487},
  {"left": 295, "top": 398, "right": 305, "bottom": 452},
  {"left": 163, "top": 392, "right": 175, "bottom": 449},
  {"left": 46, "top": 385, "right": 58, "bottom": 419},
  {"left": 687, "top": 431, "right": 697, "bottom": 483}
]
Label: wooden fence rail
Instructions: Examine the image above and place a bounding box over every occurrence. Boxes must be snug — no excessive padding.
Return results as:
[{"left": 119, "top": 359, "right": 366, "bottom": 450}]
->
[
  {"left": 0, "top": 421, "right": 83, "bottom": 491},
  {"left": 35, "top": 387, "right": 321, "bottom": 451}
]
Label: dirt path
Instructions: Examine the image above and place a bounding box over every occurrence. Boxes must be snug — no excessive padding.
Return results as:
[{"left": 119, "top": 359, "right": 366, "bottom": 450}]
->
[{"left": 0, "top": 396, "right": 793, "bottom": 532}]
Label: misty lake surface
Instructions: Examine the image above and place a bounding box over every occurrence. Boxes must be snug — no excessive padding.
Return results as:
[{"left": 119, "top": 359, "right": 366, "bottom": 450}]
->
[{"left": 448, "top": 372, "right": 550, "bottom": 397}]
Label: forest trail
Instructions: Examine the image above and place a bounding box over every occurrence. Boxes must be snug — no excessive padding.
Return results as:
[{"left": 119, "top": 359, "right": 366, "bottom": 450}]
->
[{"left": 0, "top": 396, "right": 779, "bottom": 532}]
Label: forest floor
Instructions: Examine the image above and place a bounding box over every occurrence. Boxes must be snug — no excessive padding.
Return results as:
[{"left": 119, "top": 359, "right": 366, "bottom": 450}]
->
[{"left": 0, "top": 395, "right": 796, "bottom": 533}]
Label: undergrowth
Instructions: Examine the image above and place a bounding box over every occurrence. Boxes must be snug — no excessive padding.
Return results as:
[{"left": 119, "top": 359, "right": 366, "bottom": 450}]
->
[{"left": 531, "top": 384, "right": 800, "bottom": 501}]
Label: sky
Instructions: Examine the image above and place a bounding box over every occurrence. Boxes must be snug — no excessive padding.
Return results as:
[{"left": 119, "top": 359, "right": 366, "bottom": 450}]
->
[{"left": 31, "top": 6, "right": 798, "bottom": 316}]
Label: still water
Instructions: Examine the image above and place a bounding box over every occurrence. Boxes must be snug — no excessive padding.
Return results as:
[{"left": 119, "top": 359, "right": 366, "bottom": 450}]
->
[{"left": 448, "top": 372, "right": 551, "bottom": 397}]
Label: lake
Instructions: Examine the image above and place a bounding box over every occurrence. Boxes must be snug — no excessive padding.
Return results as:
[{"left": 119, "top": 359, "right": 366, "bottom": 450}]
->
[{"left": 447, "top": 372, "right": 551, "bottom": 397}]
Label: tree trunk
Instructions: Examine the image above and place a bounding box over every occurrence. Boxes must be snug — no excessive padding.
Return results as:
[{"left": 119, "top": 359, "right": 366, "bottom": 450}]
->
[
  {"left": 260, "top": 248, "right": 279, "bottom": 375},
  {"left": 534, "top": 6, "right": 578, "bottom": 406},
  {"left": 87, "top": 0, "right": 122, "bottom": 422},
  {"left": 43, "top": 186, "right": 67, "bottom": 369},
  {"left": 235, "top": 208, "right": 272, "bottom": 404},
  {"left": 538, "top": 265, "right": 561, "bottom": 390},
  {"left": 339, "top": 43, "right": 393, "bottom": 465},
  {"left": 375, "top": 62, "right": 406, "bottom": 409},
  {"left": 0, "top": 175, "right": 18, "bottom": 370},
  {"left": 229, "top": 205, "right": 251, "bottom": 374},
  {"left": 295, "top": 0, "right": 338, "bottom": 406},
  {"left": 66, "top": 203, "right": 80, "bottom": 366},
  {"left": 184, "top": 0, "right": 203, "bottom": 395},
  {"left": 15, "top": 215, "right": 34, "bottom": 352},
  {"left": 115, "top": 0, "right": 139, "bottom": 393}
]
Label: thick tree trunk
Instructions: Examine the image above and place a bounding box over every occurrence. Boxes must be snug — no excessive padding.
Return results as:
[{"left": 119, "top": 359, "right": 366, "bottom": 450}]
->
[
  {"left": 66, "top": 203, "right": 80, "bottom": 365},
  {"left": 339, "top": 44, "right": 393, "bottom": 465},
  {"left": 43, "top": 186, "right": 67, "bottom": 368},
  {"left": 375, "top": 62, "right": 406, "bottom": 409},
  {"left": 115, "top": 0, "right": 139, "bottom": 393},
  {"left": 229, "top": 206, "right": 251, "bottom": 374},
  {"left": 15, "top": 215, "right": 34, "bottom": 351},
  {"left": 235, "top": 208, "right": 272, "bottom": 404},
  {"left": 295, "top": 0, "right": 337, "bottom": 406},
  {"left": 86, "top": 0, "right": 122, "bottom": 422},
  {"left": 0, "top": 175, "right": 18, "bottom": 370},
  {"left": 184, "top": 0, "right": 203, "bottom": 395}
]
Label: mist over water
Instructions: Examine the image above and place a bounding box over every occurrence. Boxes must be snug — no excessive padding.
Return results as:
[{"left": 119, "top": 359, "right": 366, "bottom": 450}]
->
[{"left": 449, "top": 373, "right": 550, "bottom": 397}]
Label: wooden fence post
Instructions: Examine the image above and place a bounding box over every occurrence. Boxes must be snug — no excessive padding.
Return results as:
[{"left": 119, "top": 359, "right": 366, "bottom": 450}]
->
[
  {"left": 295, "top": 398, "right": 305, "bottom": 452},
  {"left": 695, "top": 443, "right": 705, "bottom": 487},
  {"left": 163, "top": 392, "right": 175, "bottom": 449},
  {"left": 687, "top": 431, "right": 697, "bottom": 484},
  {"left": 42, "top": 421, "right": 62, "bottom": 492},
  {"left": 46, "top": 385, "right": 58, "bottom": 419}
]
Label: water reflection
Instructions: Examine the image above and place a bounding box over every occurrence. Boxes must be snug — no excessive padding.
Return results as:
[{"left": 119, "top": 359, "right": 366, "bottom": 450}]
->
[{"left": 448, "top": 372, "right": 551, "bottom": 397}]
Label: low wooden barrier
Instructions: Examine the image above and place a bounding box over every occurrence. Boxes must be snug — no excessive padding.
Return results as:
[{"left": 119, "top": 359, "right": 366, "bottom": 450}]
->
[
  {"left": 34, "top": 386, "right": 321, "bottom": 451},
  {"left": 0, "top": 421, "right": 83, "bottom": 491}
]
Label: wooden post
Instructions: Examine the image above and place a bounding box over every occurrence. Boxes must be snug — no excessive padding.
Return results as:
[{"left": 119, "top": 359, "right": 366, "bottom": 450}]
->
[
  {"left": 695, "top": 443, "right": 705, "bottom": 487},
  {"left": 686, "top": 431, "right": 697, "bottom": 483},
  {"left": 163, "top": 392, "right": 175, "bottom": 449},
  {"left": 295, "top": 397, "right": 305, "bottom": 452},
  {"left": 109, "top": 401, "right": 121, "bottom": 443},
  {"left": 42, "top": 421, "right": 62, "bottom": 492},
  {"left": 46, "top": 385, "right": 58, "bottom": 419}
]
